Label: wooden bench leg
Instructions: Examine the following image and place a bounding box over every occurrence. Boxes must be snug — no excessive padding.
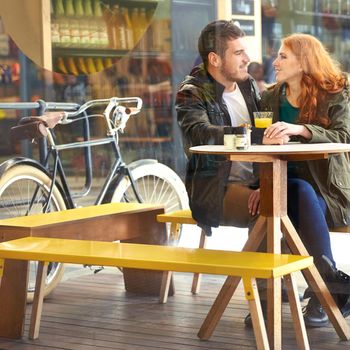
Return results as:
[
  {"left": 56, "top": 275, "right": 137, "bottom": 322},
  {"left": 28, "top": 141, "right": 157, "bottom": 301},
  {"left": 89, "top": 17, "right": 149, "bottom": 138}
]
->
[
  {"left": 29, "top": 261, "right": 48, "bottom": 340},
  {"left": 284, "top": 273, "right": 310, "bottom": 350},
  {"left": 159, "top": 271, "right": 172, "bottom": 304},
  {"left": 0, "top": 259, "right": 3, "bottom": 284},
  {"left": 191, "top": 229, "right": 207, "bottom": 294},
  {"left": 0, "top": 259, "right": 4, "bottom": 293},
  {"left": 159, "top": 221, "right": 180, "bottom": 304},
  {"left": 170, "top": 222, "right": 181, "bottom": 243},
  {"left": 243, "top": 277, "right": 270, "bottom": 350}
]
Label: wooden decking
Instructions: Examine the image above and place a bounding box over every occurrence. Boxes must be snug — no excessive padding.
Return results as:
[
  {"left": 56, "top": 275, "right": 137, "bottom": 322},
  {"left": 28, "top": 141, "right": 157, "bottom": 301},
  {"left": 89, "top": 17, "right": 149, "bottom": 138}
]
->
[{"left": 0, "top": 267, "right": 348, "bottom": 350}]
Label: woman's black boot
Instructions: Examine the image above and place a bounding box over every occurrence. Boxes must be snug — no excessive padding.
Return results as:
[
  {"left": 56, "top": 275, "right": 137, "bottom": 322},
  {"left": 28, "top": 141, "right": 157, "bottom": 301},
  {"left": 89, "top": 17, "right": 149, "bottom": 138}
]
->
[{"left": 303, "top": 255, "right": 350, "bottom": 327}]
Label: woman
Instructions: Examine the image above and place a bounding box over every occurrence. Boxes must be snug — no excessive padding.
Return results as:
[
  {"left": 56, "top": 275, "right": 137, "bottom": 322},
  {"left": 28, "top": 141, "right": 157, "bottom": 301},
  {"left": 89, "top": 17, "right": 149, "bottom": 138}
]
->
[{"left": 261, "top": 33, "right": 350, "bottom": 328}]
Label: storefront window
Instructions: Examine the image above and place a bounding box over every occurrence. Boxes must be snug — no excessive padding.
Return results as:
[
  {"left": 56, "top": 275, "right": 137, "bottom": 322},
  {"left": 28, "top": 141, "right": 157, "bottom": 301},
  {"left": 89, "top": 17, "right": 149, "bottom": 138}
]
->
[{"left": 261, "top": 0, "right": 350, "bottom": 84}]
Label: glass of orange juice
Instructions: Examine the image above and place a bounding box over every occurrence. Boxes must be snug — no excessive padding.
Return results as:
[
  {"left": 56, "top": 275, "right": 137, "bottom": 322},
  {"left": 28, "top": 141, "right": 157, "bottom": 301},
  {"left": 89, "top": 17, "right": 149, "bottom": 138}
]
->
[{"left": 253, "top": 111, "right": 273, "bottom": 128}]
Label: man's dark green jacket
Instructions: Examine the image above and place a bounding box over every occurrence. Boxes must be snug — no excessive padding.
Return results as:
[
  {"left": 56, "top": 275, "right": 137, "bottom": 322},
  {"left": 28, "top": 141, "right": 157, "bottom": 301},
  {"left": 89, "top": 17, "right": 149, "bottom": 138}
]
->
[{"left": 176, "top": 64, "right": 263, "bottom": 231}]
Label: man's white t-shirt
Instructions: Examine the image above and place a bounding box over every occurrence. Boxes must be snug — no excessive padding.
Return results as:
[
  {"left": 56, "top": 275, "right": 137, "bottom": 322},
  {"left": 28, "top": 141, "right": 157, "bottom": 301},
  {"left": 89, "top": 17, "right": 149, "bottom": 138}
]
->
[{"left": 222, "top": 85, "right": 257, "bottom": 185}]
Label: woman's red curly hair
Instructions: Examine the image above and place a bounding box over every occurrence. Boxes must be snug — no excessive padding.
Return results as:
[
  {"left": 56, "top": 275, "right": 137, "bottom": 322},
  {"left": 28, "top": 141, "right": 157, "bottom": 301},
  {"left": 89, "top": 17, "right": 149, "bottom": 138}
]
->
[{"left": 282, "top": 33, "right": 347, "bottom": 127}]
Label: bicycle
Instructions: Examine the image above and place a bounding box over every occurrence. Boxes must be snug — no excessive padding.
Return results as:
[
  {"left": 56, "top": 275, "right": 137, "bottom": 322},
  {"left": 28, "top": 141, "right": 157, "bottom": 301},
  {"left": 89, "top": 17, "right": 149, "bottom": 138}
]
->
[{"left": 0, "top": 97, "right": 188, "bottom": 301}]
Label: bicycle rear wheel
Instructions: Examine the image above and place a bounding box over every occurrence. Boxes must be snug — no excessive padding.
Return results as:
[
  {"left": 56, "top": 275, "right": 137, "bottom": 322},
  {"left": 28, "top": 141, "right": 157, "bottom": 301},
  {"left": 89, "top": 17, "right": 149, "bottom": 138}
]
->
[
  {"left": 0, "top": 164, "right": 66, "bottom": 302},
  {"left": 107, "top": 162, "right": 188, "bottom": 212}
]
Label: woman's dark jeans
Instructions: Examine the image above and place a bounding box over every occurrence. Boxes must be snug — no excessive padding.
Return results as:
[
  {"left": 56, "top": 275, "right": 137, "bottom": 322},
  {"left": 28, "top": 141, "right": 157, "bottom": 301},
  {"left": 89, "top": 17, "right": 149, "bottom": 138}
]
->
[{"left": 287, "top": 177, "right": 335, "bottom": 270}]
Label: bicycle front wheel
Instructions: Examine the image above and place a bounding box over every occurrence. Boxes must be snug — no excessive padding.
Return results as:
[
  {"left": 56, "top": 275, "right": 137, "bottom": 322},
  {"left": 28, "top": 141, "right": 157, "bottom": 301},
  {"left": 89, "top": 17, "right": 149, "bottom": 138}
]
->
[
  {"left": 107, "top": 162, "right": 188, "bottom": 213},
  {"left": 0, "top": 164, "right": 66, "bottom": 302}
]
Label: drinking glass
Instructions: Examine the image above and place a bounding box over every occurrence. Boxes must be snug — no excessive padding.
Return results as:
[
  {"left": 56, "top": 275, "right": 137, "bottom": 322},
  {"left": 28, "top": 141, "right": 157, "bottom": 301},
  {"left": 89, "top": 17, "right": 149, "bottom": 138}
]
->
[{"left": 253, "top": 111, "right": 273, "bottom": 128}]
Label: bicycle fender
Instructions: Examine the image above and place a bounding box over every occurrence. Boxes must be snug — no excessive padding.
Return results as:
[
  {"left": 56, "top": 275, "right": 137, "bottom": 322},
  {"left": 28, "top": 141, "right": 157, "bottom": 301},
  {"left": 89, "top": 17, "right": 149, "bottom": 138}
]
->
[
  {"left": 0, "top": 157, "right": 51, "bottom": 178},
  {"left": 127, "top": 159, "right": 158, "bottom": 171}
]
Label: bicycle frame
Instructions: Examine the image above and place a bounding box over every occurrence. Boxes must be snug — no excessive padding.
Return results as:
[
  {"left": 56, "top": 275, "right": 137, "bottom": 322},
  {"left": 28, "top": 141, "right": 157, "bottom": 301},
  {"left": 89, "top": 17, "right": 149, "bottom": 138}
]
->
[
  {"left": 0, "top": 98, "right": 144, "bottom": 211},
  {"left": 45, "top": 126, "right": 143, "bottom": 209}
]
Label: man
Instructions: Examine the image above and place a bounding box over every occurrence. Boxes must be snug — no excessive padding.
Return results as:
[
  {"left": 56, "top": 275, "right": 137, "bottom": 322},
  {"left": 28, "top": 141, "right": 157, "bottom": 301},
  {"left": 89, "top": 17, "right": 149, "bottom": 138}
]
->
[
  {"left": 175, "top": 20, "right": 288, "bottom": 326},
  {"left": 176, "top": 20, "right": 284, "bottom": 235}
]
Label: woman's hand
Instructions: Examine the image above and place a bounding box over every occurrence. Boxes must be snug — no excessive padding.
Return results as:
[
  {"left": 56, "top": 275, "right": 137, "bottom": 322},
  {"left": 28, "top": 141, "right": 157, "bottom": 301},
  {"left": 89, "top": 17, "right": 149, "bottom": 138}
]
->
[
  {"left": 262, "top": 134, "right": 290, "bottom": 145},
  {"left": 264, "top": 121, "right": 311, "bottom": 139},
  {"left": 248, "top": 189, "right": 260, "bottom": 216}
]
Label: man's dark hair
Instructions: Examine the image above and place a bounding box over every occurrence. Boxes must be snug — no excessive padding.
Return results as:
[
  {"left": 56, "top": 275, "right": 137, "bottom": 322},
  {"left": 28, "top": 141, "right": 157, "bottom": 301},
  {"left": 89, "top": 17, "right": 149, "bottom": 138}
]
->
[{"left": 198, "top": 20, "right": 245, "bottom": 68}]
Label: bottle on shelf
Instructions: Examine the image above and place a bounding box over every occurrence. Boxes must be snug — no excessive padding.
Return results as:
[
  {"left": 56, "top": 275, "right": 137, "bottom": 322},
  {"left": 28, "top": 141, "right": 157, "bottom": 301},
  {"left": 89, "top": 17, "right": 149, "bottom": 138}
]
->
[
  {"left": 93, "top": 0, "right": 108, "bottom": 48},
  {"left": 121, "top": 7, "right": 134, "bottom": 50},
  {"left": 56, "top": 57, "right": 68, "bottom": 74},
  {"left": 77, "top": 0, "right": 88, "bottom": 46},
  {"left": 67, "top": 57, "right": 79, "bottom": 76},
  {"left": 112, "top": 4, "right": 127, "bottom": 50},
  {"left": 84, "top": 0, "right": 94, "bottom": 47},
  {"left": 66, "top": 0, "right": 79, "bottom": 46},
  {"left": 76, "top": 57, "right": 89, "bottom": 75},
  {"left": 51, "top": 0, "right": 60, "bottom": 45},
  {"left": 150, "top": 12, "right": 171, "bottom": 52},
  {"left": 102, "top": 4, "right": 115, "bottom": 49},
  {"left": 131, "top": 8, "right": 141, "bottom": 47},
  {"left": 104, "top": 57, "right": 114, "bottom": 68},
  {"left": 56, "top": 0, "right": 70, "bottom": 46},
  {"left": 95, "top": 57, "right": 104, "bottom": 72},
  {"left": 85, "top": 0, "right": 100, "bottom": 47},
  {"left": 345, "top": 0, "right": 350, "bottom": 15},
  {"left": 138, "top": 8, "right": 149, "bottom": 51},
  {"left": 74, "top": 0, "right": 85, "bottom": 45},
  {"left": 86, "top": 57, "right": 97, "bottom": 74}
]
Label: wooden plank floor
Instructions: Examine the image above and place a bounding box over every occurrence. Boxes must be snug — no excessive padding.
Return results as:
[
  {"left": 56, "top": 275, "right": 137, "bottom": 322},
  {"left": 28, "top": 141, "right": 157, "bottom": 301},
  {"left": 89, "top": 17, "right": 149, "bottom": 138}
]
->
[{"left": 0, "top": 268, "right": 349, "bottom": 350}]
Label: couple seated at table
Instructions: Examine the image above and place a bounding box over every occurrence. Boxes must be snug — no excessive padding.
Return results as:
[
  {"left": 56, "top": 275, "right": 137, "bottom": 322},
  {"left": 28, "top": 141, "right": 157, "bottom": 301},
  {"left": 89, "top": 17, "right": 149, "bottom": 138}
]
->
[{"left": 176, "top": 19, "right": 350, "bottom": 328}]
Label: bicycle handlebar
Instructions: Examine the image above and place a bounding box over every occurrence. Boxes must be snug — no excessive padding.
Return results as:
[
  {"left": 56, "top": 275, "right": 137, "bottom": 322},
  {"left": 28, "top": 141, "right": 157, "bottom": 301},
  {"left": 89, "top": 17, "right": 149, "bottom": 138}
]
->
[
  {"left": 4, "top": 97, "right": 143, "bottom": 137},
  {"left": 0, "top": 101, "right": 80, "bottom": 112},
  {"left": 61, "top": 97, "right": 143, "bottom": 134}
]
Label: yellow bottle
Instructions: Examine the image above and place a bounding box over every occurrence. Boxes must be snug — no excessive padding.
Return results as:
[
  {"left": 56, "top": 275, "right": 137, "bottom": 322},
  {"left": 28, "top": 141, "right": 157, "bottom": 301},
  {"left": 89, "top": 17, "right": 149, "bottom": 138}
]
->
[
  {"left": 86, "top": 57, "right": 97, "bottom": 74},
  {"left": 131, "top": 8, "right": 141, "bottom": 45},
  {"left": 56, "top": 57, "right": 68, "bottom": 74},
  {"left": 77, "top": 57, "right": 89, "bottom": 75},
  {"left": 95, "top": 57, "right": 104, "bottom": 72},
  {"left": 104, "top": 57, "right": 113, "bottom": 68},
  {"left": 67, "top": 57, "right": 79, "bottom": 76}
]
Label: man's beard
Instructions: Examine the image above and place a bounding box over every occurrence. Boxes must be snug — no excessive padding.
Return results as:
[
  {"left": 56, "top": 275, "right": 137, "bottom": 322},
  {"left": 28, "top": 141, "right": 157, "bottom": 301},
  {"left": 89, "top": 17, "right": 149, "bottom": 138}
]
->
[{"left": 220, "top": 61, "right": 248, "bottom": 82}]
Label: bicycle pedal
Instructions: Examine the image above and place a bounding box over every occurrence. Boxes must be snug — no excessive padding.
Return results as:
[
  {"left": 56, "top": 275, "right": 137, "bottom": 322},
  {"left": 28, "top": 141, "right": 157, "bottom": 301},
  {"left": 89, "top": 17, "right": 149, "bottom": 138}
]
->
[
  {"left": 83, "top": 264, "right": 104, "bottom": 273},
  {"left": 93, "top": 266, "right": 104, "bottom": 274}
]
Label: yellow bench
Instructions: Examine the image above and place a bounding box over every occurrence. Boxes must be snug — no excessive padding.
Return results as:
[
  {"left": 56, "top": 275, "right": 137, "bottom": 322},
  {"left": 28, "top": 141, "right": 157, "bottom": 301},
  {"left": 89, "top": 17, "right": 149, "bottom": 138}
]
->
[
  {"left": 157, "top": 209, "right": 350, "bottom": 303},
  {"left": 0, "top": 237, "right": 312, "bottom": 349},
  {"left": 0, "top": 202, "right": 171, "bottom": 302}
]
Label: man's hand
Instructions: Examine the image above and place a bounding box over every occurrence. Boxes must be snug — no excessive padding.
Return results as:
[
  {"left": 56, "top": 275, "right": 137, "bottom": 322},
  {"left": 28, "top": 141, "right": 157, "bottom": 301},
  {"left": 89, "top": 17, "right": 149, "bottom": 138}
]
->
[
  {"left": 264, "top": 121, "right": 311, "bottom": 140},
  {"left": 248, "top": 189, "right": 260, "bottom": 216}
]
